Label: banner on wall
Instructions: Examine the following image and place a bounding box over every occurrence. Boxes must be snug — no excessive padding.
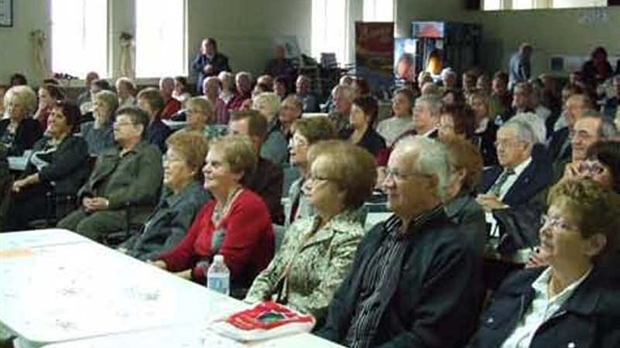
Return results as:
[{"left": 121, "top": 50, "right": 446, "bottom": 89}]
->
[{"left": 355, "top": 22, "right": 394, "bottom": 92}]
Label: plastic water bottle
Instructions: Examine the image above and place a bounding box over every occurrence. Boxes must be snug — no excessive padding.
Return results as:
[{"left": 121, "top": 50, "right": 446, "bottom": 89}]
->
[{"left": 207, "top": 254, "right": 230, "bottom": 296}]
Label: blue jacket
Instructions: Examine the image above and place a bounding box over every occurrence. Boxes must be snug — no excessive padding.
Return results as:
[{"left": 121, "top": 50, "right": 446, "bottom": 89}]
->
[
  {"left": 191, "top": 52, "right": 231, "bottom": 93},
  {"left": 469, "top": 266, "right": 620, "bottom": 348}
]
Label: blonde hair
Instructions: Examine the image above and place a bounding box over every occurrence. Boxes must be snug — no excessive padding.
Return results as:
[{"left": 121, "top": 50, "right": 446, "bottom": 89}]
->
[
  {"left": 186, "top": 97, "right": 214, "bottom": 122},
  {"left": 166, "top": 131, "right": 210, "bottom": 178},
  {"left": 4, "top": 85, "right": 37, "bottom": 117},
  {"left": 252, "top": 92, "right": 281, "bottom": 118},
  {"left": 307, "top": 140, "right": 377, "bottom": 209},
  {"left": 209, "top": 135, "right": 257, "bottom": 175}
]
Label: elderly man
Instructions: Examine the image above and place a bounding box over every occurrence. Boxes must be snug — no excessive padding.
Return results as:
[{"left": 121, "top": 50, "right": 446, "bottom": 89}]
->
[
  {"left": 58, "top": 107, "right": 163, "bottom": 241},
  {"left": 505, "top": 82, "right": 550, "bottom": 141},
  {"left": 226, "top": 72, "right": 253, "bottom": 112},
  {"left": 547, "top": 93, "right": 592, "bottom": 163},
  {"left": 559, "top": 112, "right": 619, "bottom": 180},
  {"left": 191, "top": 38, "right": 231, "bottom": 93},
  {"left": 229, "top": 110, "right": 284, "bottom": 225},
  {"left": 477, "top": 119, "right": 552, "bottom": 213},
  {"left": 328, "top": 84, "right": 356, "bottom": 138},
  {"left": 295, "top": 75, "right": 319, "bottom": 112},
  {"left": 508, "top": 43, "right": 533, "bottom": 90},
  {"left": 159, "top": 77, "right": 181, "bottom": 119},
  {"left": 317, "top": 136, "right": 482, "bottom": 348}
]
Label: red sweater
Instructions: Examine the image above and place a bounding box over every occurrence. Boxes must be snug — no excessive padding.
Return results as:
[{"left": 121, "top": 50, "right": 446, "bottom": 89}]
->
[{"left": 159, "top": 189, "right": 274, "bottom": 288}]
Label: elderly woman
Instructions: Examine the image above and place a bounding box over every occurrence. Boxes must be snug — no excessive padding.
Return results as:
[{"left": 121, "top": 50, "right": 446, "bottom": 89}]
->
[
  {"left": 80, "top": 90, "right": 118, "bottom": 155},
  {"left": 376, "top": 88, "right": 415, "bottom": 147},
  {"left": 412, "top": 94, "right": 441, "bottom": 138},
  {"left": 119, "top": 131, "right": 210, "bottom": 261},
  {"left": 0, "top": 85, "right": 42, "bottom": 156},
  {"left": 7, "top": 101, "right": 89, "bottom": 230},
  {"left": 438, "top": 104, "right": 476, "bottom": 142},
  {"left": 152, "top": 135, "right": 274, "bottom": 290},
  {"left": 202, "top": 76, "right": 228, "bottom": 125},
  {"left": 33, "top": 84, "right": 65, "bottom": 131},
  {"left": 115, "top": 77, "right": 137, "bottom": 108},
  {"left": 286, "top": 116, "right": 336, "bottom": 226},
  {"left": 245, "top": 140, "right": 376, "bottom": 322},
  {"left": 253, "top": 92, "right": 288, "bottom": 165},
  {"left": 469, "top": 92, "right": 498, "bottom": 166},
  {"left": 218, "top": 71, "right": 236, "bottom": 105},
  {"left": 470, "top": 179, "right": 620, "bottom": 348},
  {"left": 346, "top": 97, "right": 386, "bottom": 160},
  {"left": 183, "top": 96, "right": 220, "bottom": 139},
  {"left": 443, "top": 138, "right": 486, "bottom": 255},
  {"left": 278, "top": 95, "right": 302, "bottom": 141}
]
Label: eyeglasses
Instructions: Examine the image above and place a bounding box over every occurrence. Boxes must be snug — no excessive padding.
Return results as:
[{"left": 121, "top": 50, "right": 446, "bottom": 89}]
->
[
  {"left": 289, "top": 138, "right": 308, "bottom": 148},
  {"left": 113, "top": 120, "right": 135, "bottom": 127},
  {"left": 540, "top": 214, "right": 578, "bottom": 232},
  {"left": 384, "top": 167, "right": 430, "bottom": 181}
]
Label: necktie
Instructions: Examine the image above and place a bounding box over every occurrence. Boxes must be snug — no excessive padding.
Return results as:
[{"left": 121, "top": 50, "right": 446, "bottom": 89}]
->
[{"left": 488, "top": 168, "right": 515, "bottom": 196}]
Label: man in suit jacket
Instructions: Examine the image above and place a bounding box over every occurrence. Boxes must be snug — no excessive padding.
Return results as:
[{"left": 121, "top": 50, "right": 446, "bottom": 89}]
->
[
  {"left": 477, "top": 119, "right": 553, "bottom": 212},
  {"left": 317, "top": 137, "right": 482, "bottom": 348},
  {"left": 547, "top": 93, "right": 592, "bottom": 163},
  {"left": 191, "top": 38, "right": 231, "bottom": 94},
  {"left": 58, "top": 107, "right": 163, "bottom": 241},
  {"left": 229, "top": 110, "right": 284, "bottom": 225}
]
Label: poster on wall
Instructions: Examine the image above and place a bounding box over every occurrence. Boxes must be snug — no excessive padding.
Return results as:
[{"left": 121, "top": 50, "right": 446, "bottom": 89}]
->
[
  {"left": 394, "top": 38, "right": 417, "bottom": 83},
  {"left": 0, "top": 0, "right": 13, "bottom": 27},
  {"left": 355, "top": 22, "right": 394, "bottom": 93}
]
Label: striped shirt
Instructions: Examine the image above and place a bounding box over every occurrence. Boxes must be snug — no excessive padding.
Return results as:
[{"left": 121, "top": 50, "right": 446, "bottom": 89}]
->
[{"left": 345, "top": 205, "right": 445, "bottom": 348}]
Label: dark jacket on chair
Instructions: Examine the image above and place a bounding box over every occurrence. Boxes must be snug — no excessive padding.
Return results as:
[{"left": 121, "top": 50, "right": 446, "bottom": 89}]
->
[
  {"left": 242, "top": 157, "right": 284, "bottom": 225},
  {"left": 317, "top": 211, "right": 483, "bottom": 348},
  {"left": 469, "top": 266, "right": 620, "bottom": 348},
  {"left": 144, "top": 117, "right": 171, "bottom": 153}
]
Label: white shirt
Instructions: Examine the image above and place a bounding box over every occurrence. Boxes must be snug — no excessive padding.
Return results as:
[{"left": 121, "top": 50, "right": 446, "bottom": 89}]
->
[
  {"left": 498, "top": 157, "right": 532, "bottom": 200},
  {"left": 486, "top": 157, "right": 532, "bottom": 236},
  {"left": 501, "top": 267, "right": 592, "bottom": 348}
]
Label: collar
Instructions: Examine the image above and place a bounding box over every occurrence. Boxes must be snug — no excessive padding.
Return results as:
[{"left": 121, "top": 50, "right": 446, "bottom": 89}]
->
[
  {"left": 531, "top": 267, "right": 592, "bottom": 302},
  {"left": 398, "top": 204, "right": 447, "bottom": 238},
  {"left": 507, "top": 156, "right": 532, "bottom": 177},
  {"left": 422, "top": 127, "right": 438, "bottom": 137}
]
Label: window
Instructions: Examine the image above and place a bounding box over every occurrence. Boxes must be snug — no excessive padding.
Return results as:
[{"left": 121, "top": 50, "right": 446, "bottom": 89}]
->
[
  {"left": 363, "top": 0, "right": 394, "bottom": 22},
  {"left": 312, "top": 0, "right": 348, "bottom": 65},
  {"left": 482, "top": 0, "right": 606, "bottom": 10},
  {"left": 135, "top": 0, "right": 186, "bottom": 78},
  {"left": 51, "top": 0, "right": 108, "bottom": 78}
]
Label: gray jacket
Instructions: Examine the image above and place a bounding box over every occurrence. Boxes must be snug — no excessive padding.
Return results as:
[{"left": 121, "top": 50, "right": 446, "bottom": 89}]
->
[{"left": 122, "top": 181, "right": 209, "bottom": 261}]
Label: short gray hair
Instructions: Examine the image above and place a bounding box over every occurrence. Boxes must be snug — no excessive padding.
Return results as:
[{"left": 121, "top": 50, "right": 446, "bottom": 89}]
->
[
  {"left": 415, "top": 94, "right": 442, "bottom": 116},
  {"left": 94, "top": 90, "right": 119, "bottom": 116},
  {"left": 500, "top": 118, "right": 537, "bottom": 148},
  {"left": 332, "top": 84, "right": 356, "bottom": 102},
  {"left": 579, "top": 111, "right": 619, "bottom": 140},
  {"left": 394, "top": 136, "right": 451, "bottom": 200},
  {"left": 510, "top": 112, "right": 545, "bottom": 144}
]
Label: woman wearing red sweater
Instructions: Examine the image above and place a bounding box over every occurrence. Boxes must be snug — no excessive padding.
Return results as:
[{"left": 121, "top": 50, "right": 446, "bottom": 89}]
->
[{"left": 152, "top": 135, "right": 274, "bottom": 290}]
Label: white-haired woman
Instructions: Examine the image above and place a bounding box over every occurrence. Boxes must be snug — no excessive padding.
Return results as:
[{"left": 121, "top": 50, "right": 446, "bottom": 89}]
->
[{"left": 253, "top": 92, "right": 288, "bottom": 165}]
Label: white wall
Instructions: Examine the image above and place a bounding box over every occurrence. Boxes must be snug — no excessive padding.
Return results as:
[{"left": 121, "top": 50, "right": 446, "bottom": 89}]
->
[{"left": 0, "top": 0, "right": 313, "bottom": 85}]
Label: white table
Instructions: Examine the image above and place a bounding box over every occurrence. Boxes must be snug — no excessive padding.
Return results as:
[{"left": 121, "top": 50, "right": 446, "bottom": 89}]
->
[
  {"left": 0, "top": 230, "right": 342, "bottom": 348},
  {"left": 0, "top": 229, "right": 89, "bottom": 251},
  {"left": 39, "top": 323, "right": 343, "bottom": 348},
  {"left": 0, "top": 239, "right": 244, "bottom": 348}
]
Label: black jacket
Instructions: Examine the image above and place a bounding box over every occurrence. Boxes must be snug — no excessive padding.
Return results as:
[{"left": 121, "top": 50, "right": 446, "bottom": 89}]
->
[
  {"left": 469, "top": 266, "right": 620, "bottom": 348},
  {"left": 23, "top": 135, "right": 90, "bottom": 195},
  {"left": 0, "top": 118, "right": 43, "bottom": 156},
  {"left": 317, "top": 211, "right": 483, "bottom": 348},
  {"left": 191, "top": 52, "right": 231, "bottom": 93}
]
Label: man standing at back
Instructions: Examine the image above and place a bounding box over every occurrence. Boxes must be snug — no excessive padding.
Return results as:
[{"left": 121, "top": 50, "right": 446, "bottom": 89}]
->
[
  {"left": 317, "top": 136, "right": 482, "bottom": 348},
  {"left": 191, "top": 38, "right": 231, "bottom": 94},
  {"left": 508, "top": 43, "right": 533, "bottom": 91}
]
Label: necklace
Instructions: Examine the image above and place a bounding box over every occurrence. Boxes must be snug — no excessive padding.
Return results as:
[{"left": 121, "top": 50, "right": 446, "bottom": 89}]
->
[{"left": 212, "top": 186, "right": 243, "bottom": 224}]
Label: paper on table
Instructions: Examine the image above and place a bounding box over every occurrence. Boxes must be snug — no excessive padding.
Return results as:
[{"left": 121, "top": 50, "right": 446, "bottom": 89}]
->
[{"left": 0, "top": 248, "right": 35, "bottom": 259}]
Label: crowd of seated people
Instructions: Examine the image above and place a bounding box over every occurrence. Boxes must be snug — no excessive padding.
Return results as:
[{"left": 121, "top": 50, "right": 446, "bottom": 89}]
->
[{"left": 2, "top": 37, "right": 620, "bottom": 348}]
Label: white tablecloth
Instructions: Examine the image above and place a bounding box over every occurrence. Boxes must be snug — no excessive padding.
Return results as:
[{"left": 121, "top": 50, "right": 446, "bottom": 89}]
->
[
  {"left": 39, "top": 323, "right": 343, "bottom": 348},
  {"left": 0, "top": 240, "right": 244, "bottom": 348},
  {"left": 0, "top": 229, "right": 89, "bottom": 251}
]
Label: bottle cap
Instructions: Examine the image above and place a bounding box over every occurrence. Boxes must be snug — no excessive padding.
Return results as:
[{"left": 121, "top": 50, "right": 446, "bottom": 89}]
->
[{"left": 214, "top": 254, "right": 224, "bottom": 263}]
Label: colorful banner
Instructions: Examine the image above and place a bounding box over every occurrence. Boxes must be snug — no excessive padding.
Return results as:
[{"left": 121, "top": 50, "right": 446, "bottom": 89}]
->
[{"left": 355, "top": 22, "right": 394, "bottom": 92}]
